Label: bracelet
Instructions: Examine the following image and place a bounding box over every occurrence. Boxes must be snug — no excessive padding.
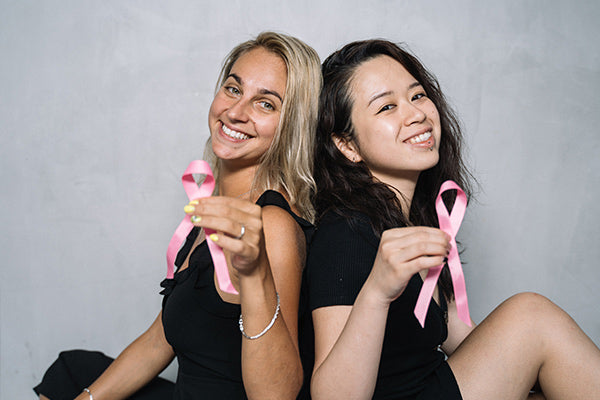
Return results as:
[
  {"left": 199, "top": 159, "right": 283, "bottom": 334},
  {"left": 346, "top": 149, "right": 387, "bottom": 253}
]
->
[
  {"left": 83, "top": 388, "right": 93, "bottom": 400},
  {"left": 239, "top": 292, "right": 280, "bottom": 340}
]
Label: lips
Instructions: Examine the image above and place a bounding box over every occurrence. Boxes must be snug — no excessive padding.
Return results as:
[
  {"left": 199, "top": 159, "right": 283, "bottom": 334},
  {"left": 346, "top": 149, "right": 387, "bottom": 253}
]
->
[
  {"left": 405, "top": 131, "right": 432, "bottom": 144},
  {"left": 221, "top": 123, "right": 251, "bottom": 140}
]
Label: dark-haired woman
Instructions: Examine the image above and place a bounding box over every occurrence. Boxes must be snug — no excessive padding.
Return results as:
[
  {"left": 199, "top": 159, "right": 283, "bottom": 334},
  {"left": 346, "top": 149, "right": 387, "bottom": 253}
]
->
[{"left": 306, "top": 39, "right": 600, "bottom": 400}]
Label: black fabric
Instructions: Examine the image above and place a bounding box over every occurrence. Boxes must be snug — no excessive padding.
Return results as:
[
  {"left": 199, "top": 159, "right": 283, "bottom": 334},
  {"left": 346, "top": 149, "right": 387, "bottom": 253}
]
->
[
  {"left": 305, "top": 211, "right": 461, "bottom": 400},
  {"left": 161, "top": 190, "right": 314, "bottom": 400},
  {"left": 34, "top": 191, "right": 314, "bottom": 400},
  {"left": 33, "top": 350, "right": 174, "bottom": 400}
]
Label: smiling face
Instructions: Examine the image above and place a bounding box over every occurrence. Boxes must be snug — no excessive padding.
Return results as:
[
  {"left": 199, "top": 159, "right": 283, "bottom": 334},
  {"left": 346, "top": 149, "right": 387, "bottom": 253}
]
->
[
  {"left": 208, "top": 47, "right": 287, "bottom": 167},
  {"left": 336, "top": 55, "right": 441, "bottom": 188}
]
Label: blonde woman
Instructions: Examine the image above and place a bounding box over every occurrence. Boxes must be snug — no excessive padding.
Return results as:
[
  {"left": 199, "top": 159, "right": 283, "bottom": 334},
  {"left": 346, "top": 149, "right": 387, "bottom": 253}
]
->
[{"left": 35, "top": 31, "right": 321, "bottom": 400}]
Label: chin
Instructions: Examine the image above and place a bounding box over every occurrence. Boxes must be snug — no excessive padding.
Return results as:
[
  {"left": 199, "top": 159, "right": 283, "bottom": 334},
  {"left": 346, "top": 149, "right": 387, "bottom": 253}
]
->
[
  {"left": 211, "top": 143, "right": 237, "bottom": 161},
  {"left": 418, "top": 155, "right": 440, "bottom": 172}
]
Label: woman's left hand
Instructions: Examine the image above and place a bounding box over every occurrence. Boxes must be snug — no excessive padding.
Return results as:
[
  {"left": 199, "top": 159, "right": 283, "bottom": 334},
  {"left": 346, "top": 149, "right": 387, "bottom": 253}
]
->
[{"left": 184, "top": 196, "right": 266, "bottom": 275}]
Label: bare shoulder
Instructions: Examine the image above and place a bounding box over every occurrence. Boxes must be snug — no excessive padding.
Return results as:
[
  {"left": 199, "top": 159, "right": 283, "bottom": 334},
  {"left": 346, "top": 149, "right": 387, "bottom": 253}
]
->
[{"left": 261, "top": 204, "right": 305, "bottom": 254}]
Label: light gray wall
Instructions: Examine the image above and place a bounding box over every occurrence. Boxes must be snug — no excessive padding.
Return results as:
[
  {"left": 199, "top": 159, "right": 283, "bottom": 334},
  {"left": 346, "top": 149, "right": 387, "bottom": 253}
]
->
[{"left": 2, "top": 1, "right": 599, "bottom": 398}]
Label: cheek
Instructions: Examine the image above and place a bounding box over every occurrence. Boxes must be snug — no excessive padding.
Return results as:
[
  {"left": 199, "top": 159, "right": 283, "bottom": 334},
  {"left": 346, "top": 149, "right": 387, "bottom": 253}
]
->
[
  {"left": 208, "top": 95, "right": 227, "bottom": 122},
  {"left": 427, "top": 105, "right": 442, "bottom": 133},
  {"left": 207, "top": 103, "right": 218, "bottom": 127},
  {"left": 427, "top": 102, "right": 440, "bottom": 120},
  {"left": 256, "top": 115, "right": 280, "bottom": 139}
]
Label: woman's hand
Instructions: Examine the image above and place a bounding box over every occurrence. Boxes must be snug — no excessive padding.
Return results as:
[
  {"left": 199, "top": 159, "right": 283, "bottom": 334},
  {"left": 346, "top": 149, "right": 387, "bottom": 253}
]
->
[
  {"left": 184, "top": 196, "right": 267, "bottom": 275},
  {"left": 365, "top": 226, "right": 450, "bottom": 305}
]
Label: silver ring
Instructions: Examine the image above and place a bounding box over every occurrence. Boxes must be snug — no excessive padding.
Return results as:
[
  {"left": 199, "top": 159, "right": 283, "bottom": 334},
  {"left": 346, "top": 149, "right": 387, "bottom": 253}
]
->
[{"left": 235, "top": 224, "right": 245, "bottom": 240}]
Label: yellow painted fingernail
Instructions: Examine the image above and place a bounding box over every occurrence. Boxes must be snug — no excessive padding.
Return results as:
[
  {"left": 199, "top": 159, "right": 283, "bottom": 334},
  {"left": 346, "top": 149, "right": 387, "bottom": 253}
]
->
[
  {"left": 209, "top": 233, "right": 219, "bottom": 242},
  {"left": 190, "top": 215, "right": 201, "bottom": 223},
  {"left": 189, "top": 199, "right": 199, "bottom": 205},
  {"left": 184, "top": 205, "right": 195, "bottom": 213}
]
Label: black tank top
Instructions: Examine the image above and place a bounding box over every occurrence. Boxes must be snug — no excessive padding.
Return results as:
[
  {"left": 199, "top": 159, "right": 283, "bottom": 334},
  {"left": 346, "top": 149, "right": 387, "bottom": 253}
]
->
[
  {"left": 306, "top": 211, "right": 451, "bottom": 399},
  {"left": 160, "top": 190, "right": 313, "bottom": 399}
]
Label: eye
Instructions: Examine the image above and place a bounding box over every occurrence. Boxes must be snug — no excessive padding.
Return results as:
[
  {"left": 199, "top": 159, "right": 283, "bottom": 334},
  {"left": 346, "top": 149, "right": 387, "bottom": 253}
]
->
[
  {"left": 411, "top": 92, "right": 427, "bottom": 101},
  {"left": 225, "top": 86, "right": 241, "bottom": 96},
  {"left": 376, "top": 104, "right": 395, "bottom": 114},
  {"left": 258, "top": 100, "right": 275, "bottom": 111}
]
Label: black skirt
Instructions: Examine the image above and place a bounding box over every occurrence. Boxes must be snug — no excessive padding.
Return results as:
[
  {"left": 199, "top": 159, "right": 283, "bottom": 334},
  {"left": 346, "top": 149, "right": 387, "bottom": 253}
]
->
[{"left": 34, "top": 349, "right": 174, "bottom": 400}]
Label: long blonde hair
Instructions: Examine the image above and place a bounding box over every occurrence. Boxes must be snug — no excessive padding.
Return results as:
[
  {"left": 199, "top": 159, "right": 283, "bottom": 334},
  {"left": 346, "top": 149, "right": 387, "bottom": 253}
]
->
[{"left": 204, "top": 31, "right": 321, "bottom": 222}]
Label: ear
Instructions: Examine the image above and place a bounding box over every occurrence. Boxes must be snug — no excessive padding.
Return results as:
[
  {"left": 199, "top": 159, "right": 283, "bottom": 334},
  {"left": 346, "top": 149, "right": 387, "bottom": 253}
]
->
[{"left": 332, "top": 134, "right": 363, "bottom": 163}]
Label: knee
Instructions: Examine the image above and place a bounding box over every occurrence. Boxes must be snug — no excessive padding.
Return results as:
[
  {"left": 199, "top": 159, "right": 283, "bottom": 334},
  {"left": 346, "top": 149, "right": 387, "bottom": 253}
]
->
[
  {"left": 506, "top": 292, "right": 552, "bottom": 308},
  {"left": 503, "top": 292, "right": 553, "bottom": 313},
  {"left": 501, "top": 292, "right": 571, "bottom": 327}
]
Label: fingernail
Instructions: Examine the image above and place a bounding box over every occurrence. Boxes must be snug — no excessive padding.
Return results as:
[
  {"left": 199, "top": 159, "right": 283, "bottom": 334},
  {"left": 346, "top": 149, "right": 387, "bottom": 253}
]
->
[
  {"left": 209, "top": 233, "right": 218, "bottom": 242},
  {"left": 184, "top": 205, "right": 195, "bottom": 213},
  {"left": 191, "top": 215, "right": 201, "bottom": 224},
  {"left": 189, "top": 199, "right": 199, "bottom": 205}
]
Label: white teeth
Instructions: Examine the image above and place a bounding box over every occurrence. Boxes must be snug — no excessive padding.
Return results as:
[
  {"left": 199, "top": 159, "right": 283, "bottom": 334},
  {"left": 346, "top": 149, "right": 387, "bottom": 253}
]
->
[
  {"left": 222, "top": 123, "right": 251, "bottom": 140},
  {"left": 407, "top": 131, "right": 432, "bottom": 144}
]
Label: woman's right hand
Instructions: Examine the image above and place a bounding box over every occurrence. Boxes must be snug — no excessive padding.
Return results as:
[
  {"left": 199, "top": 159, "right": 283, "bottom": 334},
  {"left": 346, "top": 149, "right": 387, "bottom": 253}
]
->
[
  {"left": 365, "top": 226, "right": 450, "bottom": 305},
  {"left": 185, "top": 196, "right": 267, "bottom": 277}
]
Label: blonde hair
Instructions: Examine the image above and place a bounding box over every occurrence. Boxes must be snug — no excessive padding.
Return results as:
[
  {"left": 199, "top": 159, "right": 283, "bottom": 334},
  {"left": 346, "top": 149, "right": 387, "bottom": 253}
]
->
[{"left": 204, "top": 31, "right": 321, "bottom": 222}]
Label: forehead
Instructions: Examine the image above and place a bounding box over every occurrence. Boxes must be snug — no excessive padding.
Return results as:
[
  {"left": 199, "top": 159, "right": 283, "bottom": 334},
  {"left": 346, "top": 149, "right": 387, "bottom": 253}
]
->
[
  {"left": 229, "top": 47, "right": 288, "bottom": 94},
  {"left": 350, "top": 55, "right": 418, "bottom": 103}
]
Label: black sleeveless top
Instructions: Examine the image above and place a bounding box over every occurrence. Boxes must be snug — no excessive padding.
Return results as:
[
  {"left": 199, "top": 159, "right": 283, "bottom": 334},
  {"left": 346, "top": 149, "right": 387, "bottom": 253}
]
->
[
  {"left": 160, "top": 191, "right": 313, "bottom": 400},
  {"left": 306, "top": 211, "right": 461, "bottom": 400}
]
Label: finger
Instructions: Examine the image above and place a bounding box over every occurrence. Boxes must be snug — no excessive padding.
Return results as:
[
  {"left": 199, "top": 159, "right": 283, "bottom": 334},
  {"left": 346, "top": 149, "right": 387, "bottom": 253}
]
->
[
  {"left": 382, "top": 226, "right": 450, "bottom": 240},
  {"left": 403, "top": 255, "right": 447, "bottom": 275},
  {"left": 185, "top": 204, "right": 262, "bottom": 233},
  {"left": 194, "top": 196, "right": 262, "bottom": 216},
  {"left": 206, "top": 231, "right": 260, "bottom": 262},
  {"left": 383, "top": 228, "right": 450, "bottom": 252},
  {"left": 382, "top": 244, "right": 446, "bottom": 270},
  {"left": 191, "top": 214, "right": 259, "bottom": 241},
  {"left": 188, "top": 202, "right": 261, "bottom": 225},
  {"left": 380, "top": 240, "right": 448, "bottom": 270},
  {"left": 397, "top": 241, "right": 450, "bottom": 262}
]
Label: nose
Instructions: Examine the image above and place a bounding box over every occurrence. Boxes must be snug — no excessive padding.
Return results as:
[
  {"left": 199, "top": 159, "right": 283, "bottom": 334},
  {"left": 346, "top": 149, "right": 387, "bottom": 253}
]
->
[
  {"left": 402, "top": 102, "right": 427, "bottom": 126},
  {"left": 226, "top": 98, "right": 251, "bottom": 123}
]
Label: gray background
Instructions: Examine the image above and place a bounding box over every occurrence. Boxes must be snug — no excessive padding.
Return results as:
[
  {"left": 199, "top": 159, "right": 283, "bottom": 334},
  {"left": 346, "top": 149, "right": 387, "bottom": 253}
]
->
[{"left": 2, "top": 1, "right": 599, "bottom": 398}]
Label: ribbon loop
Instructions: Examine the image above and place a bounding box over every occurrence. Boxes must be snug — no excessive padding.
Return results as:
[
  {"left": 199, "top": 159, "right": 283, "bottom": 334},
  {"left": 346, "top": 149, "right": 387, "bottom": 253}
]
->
[
  {"left": 414, "top": 180, "right": 471, "bottom": 328},
  {"left": 165, "top": 160, "right": 238, "bottom": 294}
]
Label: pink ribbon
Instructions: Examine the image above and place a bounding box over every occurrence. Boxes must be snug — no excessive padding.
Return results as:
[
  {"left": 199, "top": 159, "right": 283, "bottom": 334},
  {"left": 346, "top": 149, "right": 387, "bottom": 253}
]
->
[
  {"left": 165, "top": 160, "right": 238, "bottom": 294},
  {"left": 414, "top": 180, "right": 471, "bottom": 328}
]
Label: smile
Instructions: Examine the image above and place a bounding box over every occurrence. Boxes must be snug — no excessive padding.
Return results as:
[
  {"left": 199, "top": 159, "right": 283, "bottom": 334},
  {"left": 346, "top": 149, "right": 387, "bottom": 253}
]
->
[
  {"left": 406, "top": 131, "right": 432, "bottom": 144},
  {"left": 222, "top": 123, "right": 251, "bottom": 140}
]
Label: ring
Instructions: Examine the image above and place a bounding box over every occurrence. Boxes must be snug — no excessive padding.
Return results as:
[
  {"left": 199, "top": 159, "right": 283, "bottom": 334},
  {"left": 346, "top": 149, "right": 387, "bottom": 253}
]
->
[{"left": 235, "top": 224, "right": 245, "bottom": 240}]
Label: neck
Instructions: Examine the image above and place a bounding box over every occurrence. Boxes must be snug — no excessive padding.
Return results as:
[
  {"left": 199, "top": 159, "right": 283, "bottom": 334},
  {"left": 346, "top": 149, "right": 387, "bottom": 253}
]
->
[
  {"left": 371, "top": 170, "right": 419, "bottom": 216},
  {"left": 218, "top": 161, "right": 258, "bottom": 199}
]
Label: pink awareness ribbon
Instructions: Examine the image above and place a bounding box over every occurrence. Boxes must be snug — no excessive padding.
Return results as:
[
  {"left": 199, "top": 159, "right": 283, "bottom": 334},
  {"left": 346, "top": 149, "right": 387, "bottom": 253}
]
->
[
  {"left": 414, "top": 180, "right": 471, "bottom": 328},
  {"left": 165, "top": 160, "right": 238, "bottom": 294}
]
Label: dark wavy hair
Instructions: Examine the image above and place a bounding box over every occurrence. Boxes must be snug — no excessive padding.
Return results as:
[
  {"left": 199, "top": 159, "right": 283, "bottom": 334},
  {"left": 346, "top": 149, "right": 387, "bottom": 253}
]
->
[{"left": 314, "top": 39, "right": 474, "bottom": 301}]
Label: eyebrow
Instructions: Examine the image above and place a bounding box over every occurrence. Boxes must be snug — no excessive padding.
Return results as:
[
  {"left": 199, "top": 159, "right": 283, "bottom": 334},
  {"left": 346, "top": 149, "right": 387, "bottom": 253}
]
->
[
  {"left": 367, "top": 90, "right": 393, "bottom": 107},
  {"left": 367, "top": 81, "right": 423, "bottom": 107},
  {"left": 226, "top": 73, "right": 284, "bottom": 103}
]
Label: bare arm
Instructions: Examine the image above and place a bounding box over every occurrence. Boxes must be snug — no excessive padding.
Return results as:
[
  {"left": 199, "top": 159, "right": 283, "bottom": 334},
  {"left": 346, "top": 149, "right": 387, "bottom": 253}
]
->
[
  {"left": 311, "top": 293, "right": 389, "bottom": 399},
  {"left": 310, "top": 227, "right": 450, "bottom": 400},
  {"left": 73, "top": 312, "right": 174, "bottom": 400},
  {"left": 238, "top": 205, "right": 304, "bottom": 399},
  {"left": 441, "top": 297, "right": 476, "bottom": 356}
]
